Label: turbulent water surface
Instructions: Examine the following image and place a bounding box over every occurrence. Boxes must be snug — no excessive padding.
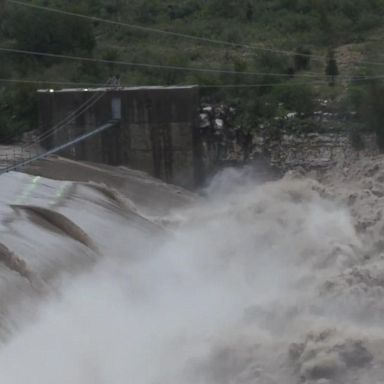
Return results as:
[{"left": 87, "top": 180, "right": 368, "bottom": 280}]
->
[{"left": 0, "top": 157, "right": 384, "bottom": 384}]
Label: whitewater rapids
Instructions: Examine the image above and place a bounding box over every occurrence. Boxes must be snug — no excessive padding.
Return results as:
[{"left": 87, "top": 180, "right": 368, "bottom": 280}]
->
[{"left": 0, "top": 157, "right": 384, "bottom": 384}]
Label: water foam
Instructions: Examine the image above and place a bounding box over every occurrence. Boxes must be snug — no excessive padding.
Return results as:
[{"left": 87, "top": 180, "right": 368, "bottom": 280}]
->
[{"left": 0, "top": 167, "right": 382, "bottom": 384}]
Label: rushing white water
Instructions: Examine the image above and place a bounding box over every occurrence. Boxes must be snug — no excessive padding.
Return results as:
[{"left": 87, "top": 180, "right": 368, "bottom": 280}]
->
[{"left": 0, "top": 160, "right": 384, "bottom": 384}]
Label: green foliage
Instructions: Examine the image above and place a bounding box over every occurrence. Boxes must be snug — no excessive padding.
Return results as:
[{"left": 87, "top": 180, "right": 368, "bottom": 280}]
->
[
  {"left": 132, "top": 0, "right": 162, "bottom": 23},
  {"left": 255, "top": 52, "right": 294, "bottom": 80},
  {"left": 268, "top": 83, "right": 316, "bottom": 116},
  {"left": 348, "top": 85, "right": 367, "bottom": 112},
  {"left": 0, "top": 84, "right": 37, "bottom": 141},
  {"left": 167, "top": 1, "right": 203, "bottom": 20},
  {"left": 5, "top": 4, "right": 95, "bottom": 57},
  {"left": 325, "top": 50, "right": 339, "bottom": 86},
  {"left": 102, "top": 48, "right": 121, "bottom": 76},
  {"left": 294, "top": 47, "right": 311, "bottom": 71},
  {"left": 1, "top": 0, "right": 384, "bottom": 140},
  {"left": 205, "top": 0, "right": 249, "bottom": 20}
]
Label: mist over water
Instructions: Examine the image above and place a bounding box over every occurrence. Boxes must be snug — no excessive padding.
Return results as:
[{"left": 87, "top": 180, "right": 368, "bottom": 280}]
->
[{"left": 0, "top": 167, "right": 383, "bottom": 384}]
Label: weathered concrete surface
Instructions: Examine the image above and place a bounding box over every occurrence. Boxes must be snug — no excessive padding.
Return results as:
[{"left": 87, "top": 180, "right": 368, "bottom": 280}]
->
[
  {"left": 38, "top": 86, "right": 200, "bottom": 189},
  {"left": 23, "top": 156, "right": 196, "bottom": 218}
]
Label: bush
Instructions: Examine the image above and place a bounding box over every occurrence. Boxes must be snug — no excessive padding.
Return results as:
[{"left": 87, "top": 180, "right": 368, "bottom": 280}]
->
[
  {"left": 205, "top": 0, "right": 248, "bottom": 19},
  {"left": 294, "top": 46, "right": 311, "bottom": 71},
  {"left": 255, "top": 52, "right": 293, "bottom": 77},
  {"left": 0, "top": 84, "right": 37, "bottom": 142},
  {"left": 6, "top": 6, "right": 95, "bottom": 57},
  {"left": 268, "top": 83, "right": 316, "bottom": 116},
  {"left": 325, "top": 50, "right": 339, "bottom": 86}
]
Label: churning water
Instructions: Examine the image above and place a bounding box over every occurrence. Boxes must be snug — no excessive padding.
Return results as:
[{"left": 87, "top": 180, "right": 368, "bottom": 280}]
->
[{"left": 0, "top": 160, "right": 383, "bottom": 384}]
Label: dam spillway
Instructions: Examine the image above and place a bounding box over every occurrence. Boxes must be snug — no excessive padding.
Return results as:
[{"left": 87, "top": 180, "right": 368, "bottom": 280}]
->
[{"left": 0, "top": 157, "right": 384, "bottom": 383}]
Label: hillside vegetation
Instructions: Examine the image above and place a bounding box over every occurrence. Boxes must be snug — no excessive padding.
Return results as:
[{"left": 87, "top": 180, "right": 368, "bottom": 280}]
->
[{"left": 1, "top": 0, "right": 384, "bottom": 144}]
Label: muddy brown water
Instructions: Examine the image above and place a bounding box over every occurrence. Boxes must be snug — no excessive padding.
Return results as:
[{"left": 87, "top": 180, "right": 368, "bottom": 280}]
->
[{"left": 0, "top": 158, "right": 383, "bottom": 384}]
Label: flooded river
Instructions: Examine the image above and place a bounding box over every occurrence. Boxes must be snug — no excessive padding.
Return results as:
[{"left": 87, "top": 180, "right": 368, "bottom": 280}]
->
[{"left": 0, "top": 158, "right": 383, "bottom": 384}]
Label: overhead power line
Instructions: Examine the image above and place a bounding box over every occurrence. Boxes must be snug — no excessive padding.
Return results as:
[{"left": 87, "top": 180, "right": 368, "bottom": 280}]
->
[
  {"left": 0, "top": 80, "right": 109, "bottom": 145},
  {"left": 25, "top": 89, "right": 107, "bottom": 149},
  {"left": 0, "top": 78, "right": 107, "bottom": 87},
  {"left": 6, "top": 0, "right": 324, "bottom": 61},
  {"left": 101, "top": 42, "right": 328, "bottom": 77},
  {"left": 0, "top": 47, "right": 325, "bottom": 78},
  {"left": 0, "top": 77, "right": 382, "bottom": 92},
  {"left": 0, "top": 77, "right": 327, "bottom": 91},
  {"left": 205, "top": 73, "right": 384, "bottom": 86},
  {"left": 1, "top": 119, "right": 119, "bottom": 174},
  {"left": 201, "top": 82, "right": 326, "bottom": 88},
  {"left": 0, "top": 46, "right": 321, "bottom": 77},
  {"left": 8, "top": 0, "right": 384, "bottom": 69},
  {"left": 0, "top": 46, "right": 379, "bottom": 80}
]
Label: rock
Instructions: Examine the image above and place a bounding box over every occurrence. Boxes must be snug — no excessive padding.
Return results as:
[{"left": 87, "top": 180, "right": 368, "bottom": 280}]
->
[
  {"left": 290, "top": 330, "right": 373, "bottom": 383},
  {"left": 215, "top": 118, "right": 224, "bottom": 130}
]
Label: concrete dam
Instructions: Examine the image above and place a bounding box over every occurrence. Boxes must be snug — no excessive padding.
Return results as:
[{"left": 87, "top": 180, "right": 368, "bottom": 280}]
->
[{"left": 37, "top": 86, "right": 202, "bottom": 189}]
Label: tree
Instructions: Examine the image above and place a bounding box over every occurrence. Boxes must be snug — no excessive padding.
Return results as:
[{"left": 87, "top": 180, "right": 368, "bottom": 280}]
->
[
  {"left": 294, "top": 46, "right": 311, "bottom": 71},
  {"left": 363, "top": 83, "right": 384, "bottom": 150},
  {"left": 6, "top": 6, "right": 95, "bottom": 58},
  {"left": 205, "top": 0, "right": 247, "bottom": 19},
  {"left": 246, "top": 2, "right": 253, "bottom": 21},
  {"left": 269, "top": 83, "right": 316, "bottom": 116},
  {"left": 326, "top": 50, "right": 339, "bottom": 86}
]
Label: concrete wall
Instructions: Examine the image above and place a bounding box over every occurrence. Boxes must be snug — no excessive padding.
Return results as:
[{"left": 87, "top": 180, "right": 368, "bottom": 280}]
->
[{"left": 38, "top": 86, "right": 201, "bottom": 189}]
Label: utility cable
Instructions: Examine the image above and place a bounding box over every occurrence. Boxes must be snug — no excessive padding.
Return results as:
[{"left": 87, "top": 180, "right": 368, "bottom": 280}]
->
[
  {"left": 7, "top": 0, "right": 384, "bottom": 69},
  {"left": 0, "top": 46, "right": 378, "bottom": 80},
  {"left": 6, "top": 0, "right": 323, "bottom": 60},
  {"left": 0, "top": 78, "right": 108, "bottom": 87},
  {"left": 1, "top": 119, "right": 119, "bottom": 174},
  {"left": 0, "top": 81, "right": 109, "bottom": 147},
  {"left": 24, "top": 89, "right": 107, "bottom": 150}
]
